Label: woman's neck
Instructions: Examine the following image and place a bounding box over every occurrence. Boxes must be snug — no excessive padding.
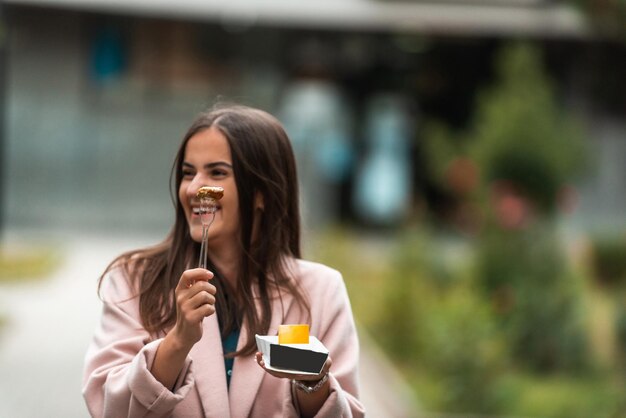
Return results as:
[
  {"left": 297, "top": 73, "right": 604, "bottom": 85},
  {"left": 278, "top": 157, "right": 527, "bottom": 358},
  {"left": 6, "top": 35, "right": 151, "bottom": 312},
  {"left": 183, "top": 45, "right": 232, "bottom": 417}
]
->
[{"left": 208, "top": 242, "right": 240, "bottom": 287}]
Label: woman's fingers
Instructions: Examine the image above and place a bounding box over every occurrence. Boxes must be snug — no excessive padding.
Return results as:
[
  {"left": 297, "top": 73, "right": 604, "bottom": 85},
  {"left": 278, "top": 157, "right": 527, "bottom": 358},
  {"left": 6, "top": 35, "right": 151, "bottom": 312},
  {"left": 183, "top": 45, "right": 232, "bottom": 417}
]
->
[
  {"left": 175, "top": 269, "right": 216, "bottom": 307},
  {"left": 193, "top": 280, "right": 217, "bottom": 295},
  {"left": 175, "top": 269, "right": 217, "bottom": 325},
  {"left": 255, "top": 352, "right": 332, "bottom": 381},
  {"left": 183, "top": 302, "right": 216, "bottom": 323},
  {"left": 181, "top": 286, "right": 216, "bottom": 320},
  {"left": 176, "top": 268, "right": 214, "bottom": 291},
  {"left": 187, "top": 290, "right": 216, "bottom": 309},
  {"left": 256, "top": 352, "right": 265, "bottom": 366},
  {"left": 321, "top": 356, "right": 332, "bottom": 374}
]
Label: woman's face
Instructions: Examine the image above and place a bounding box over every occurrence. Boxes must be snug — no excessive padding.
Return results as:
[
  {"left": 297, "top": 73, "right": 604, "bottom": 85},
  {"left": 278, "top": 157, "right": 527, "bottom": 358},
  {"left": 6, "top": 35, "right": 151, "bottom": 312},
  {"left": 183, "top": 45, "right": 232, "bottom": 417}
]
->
[{"left": 179, "top": 126, "right": 240, "bottom": 248}]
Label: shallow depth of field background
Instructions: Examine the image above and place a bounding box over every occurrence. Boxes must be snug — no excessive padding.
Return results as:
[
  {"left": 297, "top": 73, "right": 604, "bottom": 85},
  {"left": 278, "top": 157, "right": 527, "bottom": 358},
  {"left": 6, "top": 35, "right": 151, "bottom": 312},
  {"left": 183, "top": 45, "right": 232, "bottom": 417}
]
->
[{"left": 1, "top": 1, "right": 626, "bottom": 417}]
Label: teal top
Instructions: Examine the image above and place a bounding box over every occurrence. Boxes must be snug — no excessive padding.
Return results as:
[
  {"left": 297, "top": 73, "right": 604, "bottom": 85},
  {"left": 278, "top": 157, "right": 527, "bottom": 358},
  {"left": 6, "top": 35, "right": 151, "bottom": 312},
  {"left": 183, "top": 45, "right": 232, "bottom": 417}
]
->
[{"left": 223, "top": 328, "right": 240, "bottom": 388}]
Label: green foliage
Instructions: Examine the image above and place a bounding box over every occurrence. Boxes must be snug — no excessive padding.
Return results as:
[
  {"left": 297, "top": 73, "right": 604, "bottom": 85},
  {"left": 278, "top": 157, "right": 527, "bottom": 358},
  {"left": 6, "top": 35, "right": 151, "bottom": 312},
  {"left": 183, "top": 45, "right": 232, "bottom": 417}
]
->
[
  {"left": 590, "top": 234, "right": 626, "bottom": 287},
  {"left": 423, "top": 42, "right": 588, "bottom": 233},
  {"left": 374, "top": 230, "right": 510, "bottom": 414},
  {"left": 468, "top": 43, "right": 587, "bottom": 214},
  {"left": 372, "top": 229, "right": 430, "bottom": 362},
  {"left": 417, "top": 287, "right": 509, "bottom": 413},
  {"left": 306, "top": 226, "right": 390, "bottom": 328},
  {"left": 312, "top": 227, "right": 624, "bottom": 417},
  {"left": 508, "top": 373, "right": 626, "bottom": 418},
  {"left": 0, "top": 247, "right": 61, "bottom": 282},
  {"left": 615, "top": 298, "right": 626, "bottom": 366},
  {"left": 455, "top": 43, "right": 593, "bottom": 373},
  {"left": 476, "top": 223, "right": 590, "bottom": 372},
  {"left": 422, "top": 121, "right": 463, "bottom": 188},
  {"left": 312, "top": 43, "right": 611, "bottom": 414}
]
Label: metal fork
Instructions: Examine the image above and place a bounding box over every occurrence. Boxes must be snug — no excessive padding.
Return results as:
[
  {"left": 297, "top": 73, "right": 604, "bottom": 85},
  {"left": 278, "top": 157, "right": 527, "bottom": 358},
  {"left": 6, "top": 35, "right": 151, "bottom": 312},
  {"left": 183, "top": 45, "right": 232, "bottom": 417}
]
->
[{"left": 198, "top": 201, "right": 217, "bottom": 269}]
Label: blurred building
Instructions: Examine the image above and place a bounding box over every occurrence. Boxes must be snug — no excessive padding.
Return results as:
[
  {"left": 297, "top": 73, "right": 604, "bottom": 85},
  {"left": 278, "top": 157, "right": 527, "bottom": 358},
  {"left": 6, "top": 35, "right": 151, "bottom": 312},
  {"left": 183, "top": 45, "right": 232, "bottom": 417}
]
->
[{"left": 0, "top": 0, "right": 624, "bottom": 235}]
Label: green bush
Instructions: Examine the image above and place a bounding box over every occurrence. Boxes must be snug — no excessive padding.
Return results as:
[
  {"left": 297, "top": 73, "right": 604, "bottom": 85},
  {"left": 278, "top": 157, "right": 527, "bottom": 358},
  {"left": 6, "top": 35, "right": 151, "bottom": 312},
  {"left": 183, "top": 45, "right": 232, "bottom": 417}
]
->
[
  {"left": 418, "top": 286, "right": 510, "bottom": 413},
  {"left": 444, "top": 42, "right": 593, "bottom": 373},
  {"left": 313, "top": 227, "right": 624, "bottom": 417},
  {"left": 508, "top": 373, "right": 626, "bottom": 418},
  {"left": 615, "top": 297, "right": 626, "bottom": 367},
  {"left": 590, "top": 235, "right": 626, "bottom": 287},
  {"left": 476, "top": 223, "right": 590, "bottom": 372},
  {"left": 374, "top": 230, "right": 510, "bottom": 414},
  {"left": 467, "top": 43, "right": 587, "bottom": 215},
  {"left": 373, "top": 230, "right": 427, "bottom": 363}
]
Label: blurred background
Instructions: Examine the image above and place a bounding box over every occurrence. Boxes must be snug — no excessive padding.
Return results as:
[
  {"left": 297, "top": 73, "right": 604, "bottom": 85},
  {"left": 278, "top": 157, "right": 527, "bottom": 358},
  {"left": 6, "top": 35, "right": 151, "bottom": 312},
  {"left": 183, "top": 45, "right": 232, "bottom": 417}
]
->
[{"left": 0, "top": 0, "right": 625, "bottom": 417}]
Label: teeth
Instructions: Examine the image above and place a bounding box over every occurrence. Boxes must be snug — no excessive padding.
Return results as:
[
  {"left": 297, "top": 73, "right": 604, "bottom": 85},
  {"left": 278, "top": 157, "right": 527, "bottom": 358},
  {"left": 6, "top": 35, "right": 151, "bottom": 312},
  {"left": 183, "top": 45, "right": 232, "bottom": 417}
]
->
[{"left": 193, "top": 207, "right": 218, "bottom": 214}]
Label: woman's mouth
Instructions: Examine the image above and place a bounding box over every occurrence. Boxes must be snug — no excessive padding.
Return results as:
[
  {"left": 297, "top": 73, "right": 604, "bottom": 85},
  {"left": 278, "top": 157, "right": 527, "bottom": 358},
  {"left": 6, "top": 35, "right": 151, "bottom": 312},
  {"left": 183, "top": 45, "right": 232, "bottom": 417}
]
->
[{"left": 192, "top": 205, "right": 220, "bottom": 217}]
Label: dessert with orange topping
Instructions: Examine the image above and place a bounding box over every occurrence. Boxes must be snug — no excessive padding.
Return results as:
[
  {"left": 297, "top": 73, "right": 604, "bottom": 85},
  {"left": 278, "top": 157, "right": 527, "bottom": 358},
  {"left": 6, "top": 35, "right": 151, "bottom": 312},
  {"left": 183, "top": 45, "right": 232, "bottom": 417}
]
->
[{"left": 278, "top": 324, "right": 310, "bottom": 344}]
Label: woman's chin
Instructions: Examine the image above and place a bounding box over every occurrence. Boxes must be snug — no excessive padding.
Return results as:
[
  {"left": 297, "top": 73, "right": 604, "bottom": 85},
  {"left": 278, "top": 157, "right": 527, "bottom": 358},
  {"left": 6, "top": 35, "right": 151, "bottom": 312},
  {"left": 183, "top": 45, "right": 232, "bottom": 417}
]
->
[{"left": 188, "top": 227, "right": 203, "bottom": 243}]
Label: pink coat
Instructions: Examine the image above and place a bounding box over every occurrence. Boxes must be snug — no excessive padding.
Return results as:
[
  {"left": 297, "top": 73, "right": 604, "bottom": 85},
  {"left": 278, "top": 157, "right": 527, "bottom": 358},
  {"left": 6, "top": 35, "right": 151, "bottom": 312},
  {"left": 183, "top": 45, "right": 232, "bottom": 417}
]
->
[{"left": 82, "top": 258, "right": 366, "bottom": 418}]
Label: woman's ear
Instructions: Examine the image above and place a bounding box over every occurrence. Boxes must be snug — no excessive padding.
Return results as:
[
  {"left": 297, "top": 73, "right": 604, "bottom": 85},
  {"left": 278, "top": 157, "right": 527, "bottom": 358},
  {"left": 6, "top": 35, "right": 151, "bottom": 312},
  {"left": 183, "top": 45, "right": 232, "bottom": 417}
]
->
[{"left": 255, "top": 192, "right": 264, "bottom": 211}]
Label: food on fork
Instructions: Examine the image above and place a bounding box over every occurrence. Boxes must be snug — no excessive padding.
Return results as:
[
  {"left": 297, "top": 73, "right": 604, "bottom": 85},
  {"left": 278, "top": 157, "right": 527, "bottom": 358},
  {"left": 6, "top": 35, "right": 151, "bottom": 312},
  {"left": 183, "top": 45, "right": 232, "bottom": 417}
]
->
[
  {"left": 196, "top": 186, "right": 223, "bottom": 269},
  {"left": 196, "top": 186, "right": 224, "bottom": 201}
]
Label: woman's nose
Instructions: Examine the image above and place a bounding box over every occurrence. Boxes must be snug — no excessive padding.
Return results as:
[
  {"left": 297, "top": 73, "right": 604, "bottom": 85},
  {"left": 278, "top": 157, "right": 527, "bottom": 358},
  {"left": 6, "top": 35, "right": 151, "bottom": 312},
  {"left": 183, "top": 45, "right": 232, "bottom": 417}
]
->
[{"left": 187, "top": 176, "right": 206, "bottom": 199}]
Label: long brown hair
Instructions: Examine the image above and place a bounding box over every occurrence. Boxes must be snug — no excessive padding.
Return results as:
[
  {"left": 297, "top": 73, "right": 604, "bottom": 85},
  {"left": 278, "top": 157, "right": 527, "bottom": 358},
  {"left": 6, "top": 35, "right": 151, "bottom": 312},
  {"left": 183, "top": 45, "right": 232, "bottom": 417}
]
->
[{"left": 100, "top": 104, "right": 310, "bottom": 356}]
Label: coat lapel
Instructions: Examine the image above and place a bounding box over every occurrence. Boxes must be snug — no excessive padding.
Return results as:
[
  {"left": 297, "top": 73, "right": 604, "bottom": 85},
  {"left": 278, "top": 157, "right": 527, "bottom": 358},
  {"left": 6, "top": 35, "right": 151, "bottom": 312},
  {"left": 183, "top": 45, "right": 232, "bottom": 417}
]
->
[
  {"left": 190, "top": 312, "right": 231, "bottom": 418},
  {"left": 229, "top": 286, "right": 296, "bottom": 418},
  {"left": 227, "top": 319, "right": 267, "bottom": 418}
]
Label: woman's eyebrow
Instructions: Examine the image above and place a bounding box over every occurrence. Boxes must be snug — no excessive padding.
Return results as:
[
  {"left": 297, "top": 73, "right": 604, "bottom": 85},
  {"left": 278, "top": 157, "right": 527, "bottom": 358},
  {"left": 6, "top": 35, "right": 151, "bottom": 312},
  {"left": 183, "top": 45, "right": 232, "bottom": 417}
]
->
[
  {"left": 204, "top": 162, "right": 233, "bottom": 170},
  {"left": 181, "top": 161, "right": 233, "bottom": 170}
]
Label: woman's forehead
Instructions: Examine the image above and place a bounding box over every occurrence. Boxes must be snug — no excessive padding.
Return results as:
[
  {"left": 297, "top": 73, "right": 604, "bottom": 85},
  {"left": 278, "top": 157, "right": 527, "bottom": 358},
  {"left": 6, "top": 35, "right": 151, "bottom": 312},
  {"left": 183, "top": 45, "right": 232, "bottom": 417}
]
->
[{"left": 184, "top": 127, "right": 232, "bottom": 163}]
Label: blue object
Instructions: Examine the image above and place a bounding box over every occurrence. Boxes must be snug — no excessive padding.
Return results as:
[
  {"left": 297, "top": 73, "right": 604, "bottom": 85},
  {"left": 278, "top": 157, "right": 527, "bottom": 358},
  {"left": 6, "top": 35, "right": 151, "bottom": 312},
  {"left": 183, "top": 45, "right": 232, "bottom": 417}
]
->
[
  {"left": 353, "top": 94, "right": 414, "bottom": 225},
  {"left": 91, "top": 26, "right": 126, "bottom": 83}
]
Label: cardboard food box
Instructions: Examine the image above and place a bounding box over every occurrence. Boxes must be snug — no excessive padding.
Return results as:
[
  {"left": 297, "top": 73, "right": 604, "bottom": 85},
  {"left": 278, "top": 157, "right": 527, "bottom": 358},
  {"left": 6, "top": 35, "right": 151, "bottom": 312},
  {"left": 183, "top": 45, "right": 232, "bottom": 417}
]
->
[{"left": 255, "top": 334, "right": 329, "bottom": 375}]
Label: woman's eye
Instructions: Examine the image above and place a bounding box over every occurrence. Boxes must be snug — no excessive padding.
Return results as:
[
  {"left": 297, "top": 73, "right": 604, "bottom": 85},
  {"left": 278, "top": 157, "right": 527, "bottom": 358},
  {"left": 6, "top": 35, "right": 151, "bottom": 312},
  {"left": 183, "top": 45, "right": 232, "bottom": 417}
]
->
[
  {"left": 211, "top": 169, "right": 227, "bottom": 178},
  {"left": 182, "top": 170, "right": 195, "bottom": 178}
]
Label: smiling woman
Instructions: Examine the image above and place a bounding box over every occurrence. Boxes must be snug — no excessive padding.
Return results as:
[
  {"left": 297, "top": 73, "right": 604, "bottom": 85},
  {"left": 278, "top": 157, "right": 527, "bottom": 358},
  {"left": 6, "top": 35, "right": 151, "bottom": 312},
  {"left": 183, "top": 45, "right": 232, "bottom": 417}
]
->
[{"left": 82, "top": 104, "right": 365, "bottom": 418}]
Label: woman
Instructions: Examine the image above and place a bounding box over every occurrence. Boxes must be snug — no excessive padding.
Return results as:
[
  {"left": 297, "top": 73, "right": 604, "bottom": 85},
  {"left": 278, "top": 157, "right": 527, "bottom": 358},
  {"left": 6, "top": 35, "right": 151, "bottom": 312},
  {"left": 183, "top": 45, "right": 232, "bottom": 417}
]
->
[{"left": 82, "top": 105, "right": 365, "bottom": 418}]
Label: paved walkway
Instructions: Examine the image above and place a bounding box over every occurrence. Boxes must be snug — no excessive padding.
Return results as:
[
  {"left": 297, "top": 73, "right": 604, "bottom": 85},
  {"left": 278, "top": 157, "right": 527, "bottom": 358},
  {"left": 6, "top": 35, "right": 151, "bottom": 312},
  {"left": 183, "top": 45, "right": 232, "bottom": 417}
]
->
[{"left": 0, "top": 231, "right": 418, "bottom": 417}]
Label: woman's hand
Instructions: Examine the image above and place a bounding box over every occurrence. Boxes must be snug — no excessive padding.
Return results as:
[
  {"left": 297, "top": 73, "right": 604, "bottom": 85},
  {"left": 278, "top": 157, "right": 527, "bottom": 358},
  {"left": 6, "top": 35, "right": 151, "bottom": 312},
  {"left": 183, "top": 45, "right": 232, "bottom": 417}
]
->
[
  {"left": 171, "top": 268, "right": 216, "bottom": 350},
  {"left": 254, "top": 352, "right": 332, "bottom": 382},
  {"left": 256, "top": 352, "right": 332, "bottom": 417},
  {"left": 151, "top": 268, "right": 215, "bottom": 390}
]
